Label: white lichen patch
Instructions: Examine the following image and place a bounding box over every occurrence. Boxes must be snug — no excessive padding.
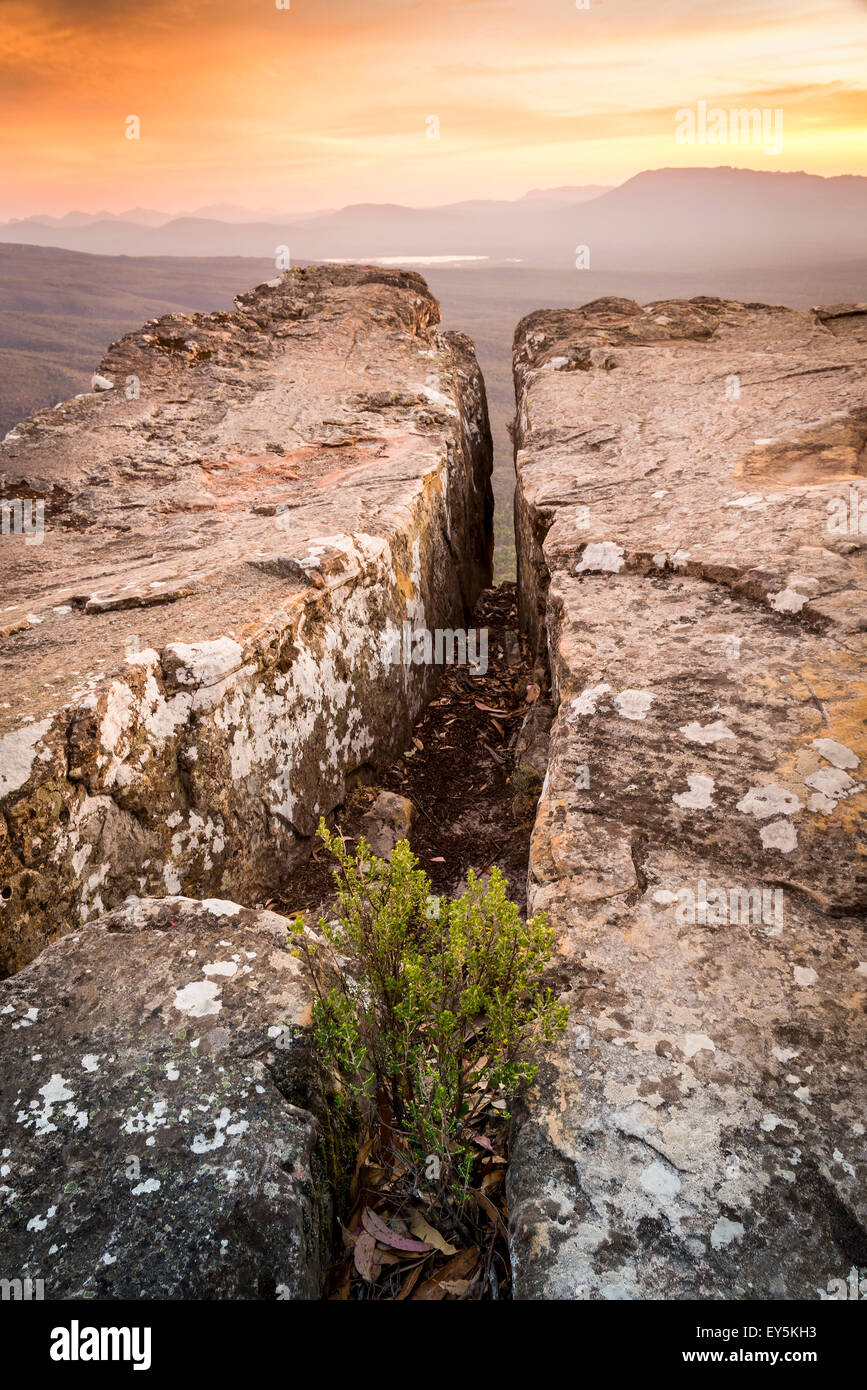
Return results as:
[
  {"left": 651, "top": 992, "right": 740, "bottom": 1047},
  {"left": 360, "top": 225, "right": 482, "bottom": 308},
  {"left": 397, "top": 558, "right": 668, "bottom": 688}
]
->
[
  {"left": 736, "top": 785, "right": 802, "bottom": 819},
  {"left": 673, "top": 775, "right": 715, "bottom": 811},
  {"left": 576, "top": 542, "right": 625, "bottom": 573},
  {"left": 569, "top": 684, "right": 611, "bottom": 718},
  {"left": 165, "top": 638, "right": 244, "bottom": 688},
  {"left": 0, "top": 718, "right": 53, "bottom": 797},
  {"left": 26, "top": 1204, "right": 58, "bottom": 1232},
  {"left": 769, "top": 588, "right": 808, "bottom": 614},
  {"left": 122, "top": 1101, "right": 168, "bottom": 1136},
  {"left": 804, "top": 767, "right": 857, "bottom": 805},
  {"left": 639, "top": 1160, "right": 681, "bottom": 1201},
  {"left": 190, "top": 1107, "right": 232, "bottom": 1154},
  {"left": 24, "top": 1073, "right": 75, "bottom": 1137},
  {"left": 710, "top": 1217, "right": 745, "bottom": 1249},
  {"left": 760, "top": 819, "right": 797, "bottom": 853},
  {"left": 614, "top": 690, "right": 654, "bottom": 722},
  {"left": 812, "top": 738, "right": 859, "bottom": 770},
  {"left": 173, "top": 979, "right": 222, "bottom": 1018},
  {"left": 200, "top": 900, "right": 242, "bottom": 918},
  {"left": 760, "top": 1113, "right": 795, "bottom": 1133},
  {"left": 680, "top": 720, "right": 735, "bottom": 745}
]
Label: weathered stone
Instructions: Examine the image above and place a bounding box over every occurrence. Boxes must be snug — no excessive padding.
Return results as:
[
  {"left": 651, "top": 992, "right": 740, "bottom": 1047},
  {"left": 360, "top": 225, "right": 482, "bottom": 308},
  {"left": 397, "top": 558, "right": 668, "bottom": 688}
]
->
[
  {"left": 360, "top": 790, "right": 417, "bottom": 857},
  {"left": 513, "top": 700, "right": 554, "bottom": 778},
  {"left": 510, "top": 297, "right": 866, "bottom": 1299},
  {"left": 0, "top": 266, "right": 493, "bottom": 975},
  {"left": 0, "top": 895, "right": 344, "bottom": 1299}
]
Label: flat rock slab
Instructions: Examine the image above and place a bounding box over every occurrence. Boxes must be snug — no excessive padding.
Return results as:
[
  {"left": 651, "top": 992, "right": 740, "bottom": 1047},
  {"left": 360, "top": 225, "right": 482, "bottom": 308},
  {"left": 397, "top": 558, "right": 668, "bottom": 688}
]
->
[
  {"left": 0, "top": 265, "right": 492, "bottom": 974},
  {"left": 510, "top": 297, "right": 866, "bottom": 1299},
  {"left": 0, "top": 896, "right": 338, "bottom": 1299}
]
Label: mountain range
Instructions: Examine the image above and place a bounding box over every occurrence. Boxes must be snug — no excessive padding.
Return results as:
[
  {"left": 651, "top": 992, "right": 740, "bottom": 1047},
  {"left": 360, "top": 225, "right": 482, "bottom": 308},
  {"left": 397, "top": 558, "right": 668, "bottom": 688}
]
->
[{"left": 4, "top": 169, "right": 863, "bottom": 269}]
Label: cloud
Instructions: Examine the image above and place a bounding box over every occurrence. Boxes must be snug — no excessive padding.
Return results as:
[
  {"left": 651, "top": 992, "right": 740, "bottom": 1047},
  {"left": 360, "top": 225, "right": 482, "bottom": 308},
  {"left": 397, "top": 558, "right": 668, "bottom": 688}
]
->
[{"left": 1, "top": 0, "right": 865, "bottom": 214}]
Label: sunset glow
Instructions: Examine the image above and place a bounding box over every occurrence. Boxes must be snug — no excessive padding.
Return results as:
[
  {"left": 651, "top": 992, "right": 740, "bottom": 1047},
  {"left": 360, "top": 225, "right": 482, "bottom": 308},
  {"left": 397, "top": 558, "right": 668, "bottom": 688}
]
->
[{"left": 1, "top": 0, "right": 866, "bottom": 217}]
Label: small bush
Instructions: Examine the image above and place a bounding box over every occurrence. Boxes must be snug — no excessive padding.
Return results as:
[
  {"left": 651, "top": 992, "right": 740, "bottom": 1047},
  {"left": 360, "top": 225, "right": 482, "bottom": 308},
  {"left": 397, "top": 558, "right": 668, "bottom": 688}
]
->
[{"left": 290, "top": 820, "right": 567, "bottom": 1199}]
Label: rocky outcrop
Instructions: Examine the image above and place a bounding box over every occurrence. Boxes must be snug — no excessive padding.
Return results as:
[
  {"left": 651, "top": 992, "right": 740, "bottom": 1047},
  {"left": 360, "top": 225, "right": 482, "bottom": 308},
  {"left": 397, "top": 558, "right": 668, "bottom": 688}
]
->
[
  {"left": 0, "top": 266, "right": 493, "bottom": 975},
  {"left": 509, "top": 298, "right": 866, "bottom": 1299},
  {"left": 0, "top": 896, "right": 341, "bottom": 1299}
]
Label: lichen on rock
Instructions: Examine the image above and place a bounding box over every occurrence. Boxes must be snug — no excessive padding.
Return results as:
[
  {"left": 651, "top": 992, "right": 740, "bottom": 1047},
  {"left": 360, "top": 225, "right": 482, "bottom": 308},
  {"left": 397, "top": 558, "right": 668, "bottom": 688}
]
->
[
  {"left": 0, "top": 266, "right": 493, "bottom": 976},
  {"left": 509, "top": 296, "right": 866, "bottom": 1300}
]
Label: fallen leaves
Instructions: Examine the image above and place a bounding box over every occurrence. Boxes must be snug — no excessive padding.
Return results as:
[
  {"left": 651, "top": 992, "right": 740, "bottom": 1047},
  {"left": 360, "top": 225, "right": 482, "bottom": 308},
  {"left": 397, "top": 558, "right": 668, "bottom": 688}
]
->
[
  {"left": 326, "top": 1087, "right": 514, "bottom": 1302},
  {"left": 412, "top": 1246, "right": 481, "bottom": 1301}
]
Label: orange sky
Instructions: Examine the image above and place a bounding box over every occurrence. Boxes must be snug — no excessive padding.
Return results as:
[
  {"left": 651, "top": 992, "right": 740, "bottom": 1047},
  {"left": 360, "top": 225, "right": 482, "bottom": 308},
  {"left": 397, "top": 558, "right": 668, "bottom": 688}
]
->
[{"left": 1, "top": 0, "right": 866, "bottom": 216}]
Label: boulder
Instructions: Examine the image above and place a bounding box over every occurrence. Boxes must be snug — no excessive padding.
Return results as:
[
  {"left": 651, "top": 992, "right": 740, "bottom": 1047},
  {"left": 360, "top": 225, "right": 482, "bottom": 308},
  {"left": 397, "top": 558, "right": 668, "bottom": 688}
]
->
[
  {"left": 509, "top": 297, "right": 867, "bottom": 1299},
  {"left": 0, "top": 266, "right": 493, "bottom": 974},
  {"left": 359, "top": 790, "right": 417, "bottom": 857},
  {"left": 0, "top": 896, "right": 343, "bottom": 1299}
]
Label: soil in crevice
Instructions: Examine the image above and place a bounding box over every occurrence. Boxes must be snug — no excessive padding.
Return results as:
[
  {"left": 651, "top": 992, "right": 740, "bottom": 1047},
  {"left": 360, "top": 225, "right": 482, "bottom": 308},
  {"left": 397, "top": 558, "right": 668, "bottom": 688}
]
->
[{"left": 272, "top": 582, "right": 546, "bottom": 919}]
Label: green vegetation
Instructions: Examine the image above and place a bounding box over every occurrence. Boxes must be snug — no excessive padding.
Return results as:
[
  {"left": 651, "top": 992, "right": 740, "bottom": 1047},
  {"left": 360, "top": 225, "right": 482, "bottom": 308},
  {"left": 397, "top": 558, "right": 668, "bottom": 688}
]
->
[{"left": 290, "top": 821, "right": 567, "bottom": 1201}]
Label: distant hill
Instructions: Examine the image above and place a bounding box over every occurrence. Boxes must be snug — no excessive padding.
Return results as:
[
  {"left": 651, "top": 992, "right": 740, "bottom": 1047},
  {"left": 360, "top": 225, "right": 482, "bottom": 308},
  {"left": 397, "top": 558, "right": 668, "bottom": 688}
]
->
[
  {"left": 0, "top": 243, "right": 272, "bottom": 434},
  {"left": 547, "top": 166, "right": 867, "bottom": 269},
  {"left": 2, "top": 170, "right": 865, "bottom": 268},
  {"left": 519, "top": 185, "right": 612, "bottom": 202}
]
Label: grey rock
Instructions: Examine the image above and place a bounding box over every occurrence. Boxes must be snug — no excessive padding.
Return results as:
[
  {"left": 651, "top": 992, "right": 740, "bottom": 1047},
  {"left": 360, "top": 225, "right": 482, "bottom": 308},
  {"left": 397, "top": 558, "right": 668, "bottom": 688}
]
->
[
  {"left": 513, "top": 700, "right": 553, "bottom": 777},
  {"left": 0, "top": 895, "right": 343, "bottom": 1300},
  {"left": 360, "top": 790, "right": 417, "bottom": 858}
]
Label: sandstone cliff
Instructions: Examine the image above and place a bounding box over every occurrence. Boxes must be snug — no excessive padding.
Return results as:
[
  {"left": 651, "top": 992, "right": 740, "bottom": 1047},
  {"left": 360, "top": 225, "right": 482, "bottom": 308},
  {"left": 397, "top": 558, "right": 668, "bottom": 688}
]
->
[
  {"left": 509, "top": 297, "right": 866, "bottom": 1298},
  {"left": 0, "top": 266, "right": 493, "bottom": 976}
]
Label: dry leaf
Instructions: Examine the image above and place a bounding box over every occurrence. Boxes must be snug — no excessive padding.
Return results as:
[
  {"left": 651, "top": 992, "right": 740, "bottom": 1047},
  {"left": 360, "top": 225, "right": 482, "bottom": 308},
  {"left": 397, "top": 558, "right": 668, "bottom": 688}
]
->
[
  {"left": 354, "top": 1230, "right": 380, "bottom": 1283},
  {"left": 481, "top": 1166, "right": 506, "bottom": 1194},
  {"left": 440, "top": 1278, "right": 472, "bottom": 1297},
  {"left": 361, "top": 1206, "right": 431, "bottom": 1253},
  {"left": 526, "top": 683, "right": 541, "bottom": 704},
  {"left": 472, "top": 1188, "right": 509, "bottom": 1240},
  {"left": 394, "top": 1262, "right": 426, "bottom": 1301},
  {"left": 412, "top": 1245, "right": 479, "bottom": 1300},
  {"left": 409, "top": 1211, "right": 458, "bottom": 1256}
]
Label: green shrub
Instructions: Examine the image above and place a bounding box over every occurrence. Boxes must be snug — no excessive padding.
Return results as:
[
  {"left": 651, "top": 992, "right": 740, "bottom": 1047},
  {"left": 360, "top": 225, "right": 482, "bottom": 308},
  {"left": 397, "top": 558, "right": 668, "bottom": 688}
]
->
[{"left": 290, "top": 820, "right": 567, "bottom": 1198}]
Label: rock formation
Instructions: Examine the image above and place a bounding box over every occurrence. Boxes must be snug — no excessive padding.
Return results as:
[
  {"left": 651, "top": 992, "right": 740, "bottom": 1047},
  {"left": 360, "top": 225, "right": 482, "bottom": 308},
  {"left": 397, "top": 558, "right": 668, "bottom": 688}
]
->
[
  {"left": 3, "top": 280, "right": 865, "bottom": 1303},
  {"left": 0, "top": 896, "right": 339, "bottom": 1299},
  {"left": 0, "top": 266, "right": 493, "bottom": 976},
  {"left": 509, "top": 297, "right": 866, "bottom": 1298}
]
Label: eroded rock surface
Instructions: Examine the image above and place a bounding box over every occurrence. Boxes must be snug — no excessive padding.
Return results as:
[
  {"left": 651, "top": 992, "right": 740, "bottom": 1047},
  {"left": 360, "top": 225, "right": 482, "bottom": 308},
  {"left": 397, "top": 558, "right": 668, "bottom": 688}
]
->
[
  {"left": 509, "top": 297, "right": 866, "bottom": 1299},
  {"left": 0, "top": 896, "right": 339, "bottom": 1299},
  {"left": 0, "top": 266, "right": 492, "bottom": 974}
]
